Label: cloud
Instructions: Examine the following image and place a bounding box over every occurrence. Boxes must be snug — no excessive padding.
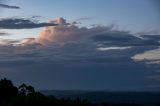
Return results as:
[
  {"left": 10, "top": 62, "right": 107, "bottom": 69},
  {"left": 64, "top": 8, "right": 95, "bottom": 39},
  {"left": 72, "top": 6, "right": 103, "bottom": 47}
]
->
[
  {"left": 97, "top": 46, "right": 132, "bottom": 51},
  {"left": 0, "top": 3, "right": 20, "bottom": 9},
  {"left": 73, "top": 17, "right": 93, "bottom": 23},
  {"left": 7, "top": 18, "right": 159, "bottom": 56},
  {"left": 130, "top": 35, "right": 160, "bottom": 65},
  {"left": 141, "top": 35, "right": 160, "bottom": 41},
  {"left": 0, "top": 17, "right": 57, "bottom": 29},
  {"left": 0, "top": 17, "right": 160, "bottom": 90},
  {"left": 146, "top": 60, "right": 160, "bottom": 65},
  {"left": 21, "top": 17, "right": 111, "bottom": 45},
  {"left": 92, "top": 33, "right": 160, "bottom": 46},
  {"left": 0, "top": 32, "right": 10, "bottom": 36},
  {"left": 131, "top": 48, "right": 160, "bottom": 64},
  {"left": 148, "top": 75, "right": 160, "bottom": 81},
  {"left": 1, "top": 17, "right": 160, "bottom": 65},
  {"left": 92, "top": 31, "right": 140, "bottom": 46},
  {"left": 22, "top": 17, "right": 144, "bottom": 47},
  {"left": 2, "top": 17, "right": 156, "bottom": 70},
  {"left": 0, "top": 39, "right": 20, "bottom": 45},
  {"left": 1, "top": 17, "right": 159, "bottom": 48},
  {"left": 75, "top": 17, "right": 93, "bottom": 21}
]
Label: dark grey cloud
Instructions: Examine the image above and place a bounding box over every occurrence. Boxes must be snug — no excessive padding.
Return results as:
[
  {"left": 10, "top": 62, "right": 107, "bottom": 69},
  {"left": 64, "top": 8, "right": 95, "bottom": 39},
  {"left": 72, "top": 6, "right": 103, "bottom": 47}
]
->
[
  {"left": 0, "top": 3, "right": 20, "bottom": 9},
  {"left": 141, "top": 35, "right": 160, "bottom": 41},
  {"left": 0, "top": 18, "right": 57, "bottom": 29},
  {"left": 92, "top": 32, "right": 160, "bottom": 46},
  {"left": 0, "top": 42, "right": 159, "bottom": 91}
]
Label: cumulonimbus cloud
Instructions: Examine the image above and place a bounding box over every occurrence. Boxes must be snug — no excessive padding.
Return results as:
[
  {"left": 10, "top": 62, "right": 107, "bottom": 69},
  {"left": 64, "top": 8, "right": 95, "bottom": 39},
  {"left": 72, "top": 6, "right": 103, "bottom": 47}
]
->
[
  {"left": 20, "top": 17, "right": 110, "bottom": 44},
  {"left": 23, "top": 17, "right": 138, "bottom": 45},
  {"left": 0, "top": 3, "right": 20, "bottom": 9},
  {"left": 23, "top": 17, "right": 160, "bottom": 47},
  {"left": 22, "top": 17, "right": 160, "bottom": 65},
  {"left": 1, "top": 17, "right": 159, "bottom": 47},
  {"left": 0, "top": 18, "right": 58, "bottom": 29},
  {"left": 1, "top": 17, "right": 160, "bottom": 65},
  {"left": 36, "top": 17, "right": 109, "bottom": 44}
]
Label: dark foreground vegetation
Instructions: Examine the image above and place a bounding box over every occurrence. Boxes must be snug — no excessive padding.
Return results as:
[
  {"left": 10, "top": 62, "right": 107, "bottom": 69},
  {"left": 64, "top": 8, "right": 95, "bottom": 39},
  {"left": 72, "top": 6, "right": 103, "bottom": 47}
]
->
[{"left": 0, "top": 78, "right": 158, "bottom": 106}]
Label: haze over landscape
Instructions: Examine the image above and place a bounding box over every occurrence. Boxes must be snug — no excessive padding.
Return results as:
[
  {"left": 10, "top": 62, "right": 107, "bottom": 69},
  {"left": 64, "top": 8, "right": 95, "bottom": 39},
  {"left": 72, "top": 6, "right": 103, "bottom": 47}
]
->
[{"left": 0, "top": 0, "right": 160, "bottom": 92}]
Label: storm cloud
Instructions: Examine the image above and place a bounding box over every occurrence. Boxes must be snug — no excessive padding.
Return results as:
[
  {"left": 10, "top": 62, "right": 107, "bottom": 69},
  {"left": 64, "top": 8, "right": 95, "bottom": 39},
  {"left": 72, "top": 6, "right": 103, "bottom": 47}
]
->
[
  {"left": 0, "top": 17, "right": 160, "bottom": 65},
  {"left": 19, "top": 18, "right": 160, "bottom": 55},
  {"left": 0, "top": 17, "right": 160, "bottom": 90}
]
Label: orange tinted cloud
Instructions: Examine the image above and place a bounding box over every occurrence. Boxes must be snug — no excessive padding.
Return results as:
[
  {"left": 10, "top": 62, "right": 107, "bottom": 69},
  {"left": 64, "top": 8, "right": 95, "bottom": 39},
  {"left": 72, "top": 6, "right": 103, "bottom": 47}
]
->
[{"left": 32, "top": 17, "right": 112, "bottom": 45}]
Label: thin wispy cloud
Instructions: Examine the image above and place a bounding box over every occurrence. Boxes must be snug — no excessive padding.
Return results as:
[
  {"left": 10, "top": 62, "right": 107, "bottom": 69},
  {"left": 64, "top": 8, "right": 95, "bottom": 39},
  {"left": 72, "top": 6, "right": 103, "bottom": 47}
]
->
[
  {"left": 97, "top": 47, "right": 132, "bottom": 51},
  {"left": 0, "top": 3, "right": 20, "bottom": 9}
]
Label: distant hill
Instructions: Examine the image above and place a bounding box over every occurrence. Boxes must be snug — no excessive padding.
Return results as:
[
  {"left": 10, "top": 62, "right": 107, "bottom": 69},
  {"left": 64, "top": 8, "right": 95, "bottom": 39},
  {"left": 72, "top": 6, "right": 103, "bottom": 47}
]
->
[{"left": 41, "top": 90, "right": 160, "bottom": 105}]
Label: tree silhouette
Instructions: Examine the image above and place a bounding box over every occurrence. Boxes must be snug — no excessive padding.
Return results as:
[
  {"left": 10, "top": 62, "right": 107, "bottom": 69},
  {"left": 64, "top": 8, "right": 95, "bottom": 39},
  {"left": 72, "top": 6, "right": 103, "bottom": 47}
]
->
[
  {"left": 19, "top": 83, "right": 27, "bottom": 95},
  {"left": 0, "top": 78, "right": 18, "bottom": 103},
  {"left": 19, "top": 83, "right": 35, "bottom": 95},
  {"left": 26, "top": 85, "right": 35, "bottom": 94}
]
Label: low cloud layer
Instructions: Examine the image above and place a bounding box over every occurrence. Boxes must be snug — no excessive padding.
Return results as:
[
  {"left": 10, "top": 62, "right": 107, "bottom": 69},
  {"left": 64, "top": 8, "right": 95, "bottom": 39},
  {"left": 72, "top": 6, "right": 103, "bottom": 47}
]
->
[{"left": 0, "top": 3, "right": 20, "bottom": 9}]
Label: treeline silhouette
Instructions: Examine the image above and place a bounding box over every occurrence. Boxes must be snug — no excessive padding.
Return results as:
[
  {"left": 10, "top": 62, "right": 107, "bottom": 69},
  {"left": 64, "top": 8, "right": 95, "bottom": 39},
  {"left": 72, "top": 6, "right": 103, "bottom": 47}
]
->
[{"left": 0, "top": 78, "right": 142, "bottom": 106}]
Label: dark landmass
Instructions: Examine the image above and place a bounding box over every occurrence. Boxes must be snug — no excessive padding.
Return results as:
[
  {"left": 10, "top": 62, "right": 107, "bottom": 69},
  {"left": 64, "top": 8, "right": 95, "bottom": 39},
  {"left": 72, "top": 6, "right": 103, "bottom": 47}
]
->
[
  {"left": 41, "top": 90, "right": 160, "bottom": 105},
  {"left": 0, "top": 78, "right": 160, "bottom": 106}
]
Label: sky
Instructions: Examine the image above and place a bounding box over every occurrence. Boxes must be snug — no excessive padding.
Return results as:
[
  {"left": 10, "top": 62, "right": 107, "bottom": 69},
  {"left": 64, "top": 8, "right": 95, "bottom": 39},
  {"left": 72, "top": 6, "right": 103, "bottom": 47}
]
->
[{"left": 0, "top": 0, "right": 160, "bottom": 91}]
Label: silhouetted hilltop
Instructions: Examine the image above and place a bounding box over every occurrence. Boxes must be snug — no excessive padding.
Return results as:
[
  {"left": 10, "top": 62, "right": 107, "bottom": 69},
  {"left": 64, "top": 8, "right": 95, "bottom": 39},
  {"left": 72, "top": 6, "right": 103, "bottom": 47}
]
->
[
  {"left": 0, "top": 78, "right": 160, "bottom": 106},
  {"left": 0, "top": 78, "right": 92, "bottom": 106}
]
